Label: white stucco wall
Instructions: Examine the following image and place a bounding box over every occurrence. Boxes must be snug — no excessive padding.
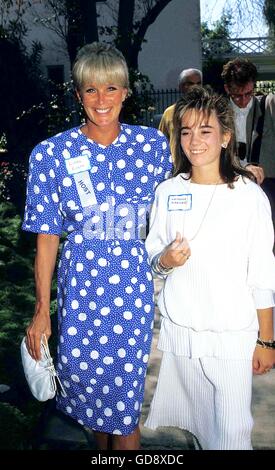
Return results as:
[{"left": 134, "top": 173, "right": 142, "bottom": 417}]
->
[{"left": 138, "top": 0, "right": 202, "bottom": 89}]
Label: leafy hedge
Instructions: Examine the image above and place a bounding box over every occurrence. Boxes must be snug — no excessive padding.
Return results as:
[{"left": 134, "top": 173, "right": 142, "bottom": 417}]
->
[{"left": 0, "top": 202, "right": 57, "bottom": 448}]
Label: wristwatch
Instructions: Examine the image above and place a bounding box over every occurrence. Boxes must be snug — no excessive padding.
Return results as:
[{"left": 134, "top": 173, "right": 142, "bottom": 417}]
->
[{"left": 256, "top": 338, "right": 275, "bottom": 350}]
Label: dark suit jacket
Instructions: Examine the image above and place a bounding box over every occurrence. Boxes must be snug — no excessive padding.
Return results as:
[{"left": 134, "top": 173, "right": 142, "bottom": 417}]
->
[{"left": 246, "top": 94, "right": 275, "bottom": 177}]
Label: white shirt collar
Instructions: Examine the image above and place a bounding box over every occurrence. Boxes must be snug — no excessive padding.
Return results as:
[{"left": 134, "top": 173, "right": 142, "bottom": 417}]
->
[
  {"left": 230, "top": 97, "right": 253, "bottom": 116},
  {"left": 230, "top": 97, "right": 254, "bottom": 144}
]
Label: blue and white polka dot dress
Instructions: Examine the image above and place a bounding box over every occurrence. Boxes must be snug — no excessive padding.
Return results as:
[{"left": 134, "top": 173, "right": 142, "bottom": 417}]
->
[{"left": 22, "top": 124, "right": 172, "bottom": 435}]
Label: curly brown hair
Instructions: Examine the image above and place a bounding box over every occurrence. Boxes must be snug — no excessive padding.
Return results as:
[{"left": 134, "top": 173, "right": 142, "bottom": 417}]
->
[{"left": 221, "top": 58, "right": 257, "bottom": 87}]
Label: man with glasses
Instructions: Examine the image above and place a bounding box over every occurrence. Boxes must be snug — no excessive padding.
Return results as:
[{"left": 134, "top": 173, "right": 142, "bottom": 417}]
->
[
  {"left": 222, "top": 58, "right": 275, "bottom": 185},
  {"left": 222, "top": 57, "right": 275, "bottom": 250}
]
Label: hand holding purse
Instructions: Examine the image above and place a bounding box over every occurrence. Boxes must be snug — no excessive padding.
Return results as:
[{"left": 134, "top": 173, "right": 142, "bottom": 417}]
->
[{"left": 21, "top": 334, "right": 65, "bottom": 402}]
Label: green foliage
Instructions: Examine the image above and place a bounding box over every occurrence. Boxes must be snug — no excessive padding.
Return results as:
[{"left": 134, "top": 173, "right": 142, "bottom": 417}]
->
[
  {"left": 201, "top": 14, "right": 236, "bottom": 93},
  {"left": 0, "top": 161, "right": 28, "bottom": 212},
  {"left": 0, "top": 3, "right": 50, "bottom": 163},
  {"left": 263, "top": 0, "right": 275, "bottom": 32},
  {"left": 0, "top": 203, "right": 35, "bottom": 381},
  {"left": 0, "top": 35, "right": 48, "bottom": 163},
  {"left": 0, "top": 0, "right": 30, "bottom": 43},
  {"left": 0, "top": 403, "right": 32, "bottom": 449},
  {"left": 0, "top": 203, "right": 42, "bottom": 382},
  {"left": 45, "top": 80, "right": 84, "bottom": 137},
  {"left": 201, "top": 14, "right": 235, "bottom": 58},
  {"left": 122, "top": 69, "right": 155, "bottom": 124},
  {"left": 0, "top": 133, "right": 7, "bottom": 150},
  {"left": 0, "top": 202, "right": 58, "bottom": 447}
]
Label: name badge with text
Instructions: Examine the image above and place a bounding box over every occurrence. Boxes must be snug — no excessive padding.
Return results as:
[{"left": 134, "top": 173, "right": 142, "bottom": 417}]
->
[
  {"left": 65, "top": 155, "right": 91, "bottom": 175},
  {"left": 167, "top": 194, "right": 192, "bottom": 211}
]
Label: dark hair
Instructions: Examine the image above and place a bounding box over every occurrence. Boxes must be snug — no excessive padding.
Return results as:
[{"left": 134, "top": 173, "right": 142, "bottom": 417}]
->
[
  {"left": 221, "top": 58, "right": 257, "bottom": 87},
  {"left": 172, "top": 86, "right": 254, "bottom": 186}
]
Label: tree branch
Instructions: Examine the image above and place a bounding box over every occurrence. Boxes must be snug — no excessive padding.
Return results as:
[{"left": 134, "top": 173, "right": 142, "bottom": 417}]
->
[{"left": 129, "top": 0, "right": 172, "bottom": 69}]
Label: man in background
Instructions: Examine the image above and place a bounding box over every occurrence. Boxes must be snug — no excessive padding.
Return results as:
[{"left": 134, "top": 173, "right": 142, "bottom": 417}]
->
[
  {"left": 222, "top": 57, "right": 275, "bottom": 241},
  {"left": 222, "top": 57, "right": 275, "bottom": 185},
  {"left": 156, "top": 68, "right": 202, "bottom": 158}
]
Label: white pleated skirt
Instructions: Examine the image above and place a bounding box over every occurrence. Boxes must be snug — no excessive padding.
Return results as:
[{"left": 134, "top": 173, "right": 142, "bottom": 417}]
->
[{"left": 144, "top": 353, "right": 254, "bottom": 450}]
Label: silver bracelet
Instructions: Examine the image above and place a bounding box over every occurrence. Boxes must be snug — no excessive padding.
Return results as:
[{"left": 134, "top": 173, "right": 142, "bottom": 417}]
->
[{"left": 152, "top": 253, "right": 174, "bottom": 276}]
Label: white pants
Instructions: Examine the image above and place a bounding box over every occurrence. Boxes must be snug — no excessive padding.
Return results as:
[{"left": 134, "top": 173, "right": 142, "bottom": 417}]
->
[{"left": 144, "top": 353, "right": 253, "bottom": 450}]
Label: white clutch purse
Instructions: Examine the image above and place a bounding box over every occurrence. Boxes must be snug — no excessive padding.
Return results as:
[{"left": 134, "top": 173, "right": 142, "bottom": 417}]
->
[{"left": 21, "top": 334, "right": 65, "bottom": 402}]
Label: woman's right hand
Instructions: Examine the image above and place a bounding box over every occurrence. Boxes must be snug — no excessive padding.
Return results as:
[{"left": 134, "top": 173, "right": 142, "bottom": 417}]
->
[
  {"left": 27, "top": 233, "right": 59, "bottom": 360},
  {"left": 26, "top": 307, "right": 51, "bottom": 361},
  {"left": 159, "top": 231, "right": 191, "bottom": 269}
]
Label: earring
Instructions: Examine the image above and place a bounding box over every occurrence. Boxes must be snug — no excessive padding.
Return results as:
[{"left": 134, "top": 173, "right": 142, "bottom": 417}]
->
[{"left": 221, "top": 142, "right": 228, "bottom": 149}]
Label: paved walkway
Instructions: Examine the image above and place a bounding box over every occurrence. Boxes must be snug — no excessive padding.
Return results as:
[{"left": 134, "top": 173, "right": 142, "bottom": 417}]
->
[{"left": 251, "top": 370, "right": 275, "bottom": 449}]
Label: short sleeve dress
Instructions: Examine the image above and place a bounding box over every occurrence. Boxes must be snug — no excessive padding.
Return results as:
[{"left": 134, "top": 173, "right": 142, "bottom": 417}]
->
[{"left": 22, "top": 123, "right": 172, "bottom": 435}]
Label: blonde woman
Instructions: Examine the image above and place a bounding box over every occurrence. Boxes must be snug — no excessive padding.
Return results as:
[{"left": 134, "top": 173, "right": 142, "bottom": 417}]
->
[{"left": 22, "top": 42, "right": 172, "bottom": 450}]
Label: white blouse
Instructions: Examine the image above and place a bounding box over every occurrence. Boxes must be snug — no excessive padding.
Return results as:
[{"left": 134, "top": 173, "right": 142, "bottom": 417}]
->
[{"left": 146, "top": 174, "right": 275, "bottom": 358}]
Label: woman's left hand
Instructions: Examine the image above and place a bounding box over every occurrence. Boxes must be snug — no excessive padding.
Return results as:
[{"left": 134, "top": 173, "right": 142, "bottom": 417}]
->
[
  {"left": 252, "top": 346, "right": 275, "bottom": 375},
  {"left": 159, "top": 232, "right": 191, "bottom": 268}
]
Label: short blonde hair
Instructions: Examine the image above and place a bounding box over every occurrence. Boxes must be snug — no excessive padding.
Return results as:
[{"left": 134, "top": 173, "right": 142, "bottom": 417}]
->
[{"left": 72, "top": 42, "right": 129, "bottom": 91}]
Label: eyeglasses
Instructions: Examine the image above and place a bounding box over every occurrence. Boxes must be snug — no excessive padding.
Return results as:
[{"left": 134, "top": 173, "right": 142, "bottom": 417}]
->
[
  {"left": 229, "top": 90, "right": 254, "bottom": 101},
  {"left": 184, "top": 81, "right": 202, "bottom": 86}
]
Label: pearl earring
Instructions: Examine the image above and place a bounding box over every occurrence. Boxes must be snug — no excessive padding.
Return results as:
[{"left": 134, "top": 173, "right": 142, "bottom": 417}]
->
[{"left": 221, "top": 142, "right": 228, "bottom": 149}]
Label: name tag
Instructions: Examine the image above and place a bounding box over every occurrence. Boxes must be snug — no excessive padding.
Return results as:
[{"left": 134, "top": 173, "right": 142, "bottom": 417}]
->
[
  {"left": 66, "top": 155, "right": 91, "bottom": 175},
  {"left": 74, "top": 171, "right": 97, "bottom": 207},
  {"left": 168, "top": 194, "right": 192, "bottom": 211}
]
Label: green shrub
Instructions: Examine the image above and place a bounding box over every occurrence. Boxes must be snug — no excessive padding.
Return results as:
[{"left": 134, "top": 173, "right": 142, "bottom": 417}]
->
[
  {"left": 0, "top": 403, "right": 32, "bottom": 449},
  {"left": 0, "top": 162, "right": 28, "bottom": 212}
]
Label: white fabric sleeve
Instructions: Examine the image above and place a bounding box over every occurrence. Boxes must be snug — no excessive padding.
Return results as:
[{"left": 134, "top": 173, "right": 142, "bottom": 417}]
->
[
  {"left": 145, "top": 184, "right": 169, "bottom": 263},
  {"left": 22, "top": 144, "right": 63, "bottom": 235},
  {"left": 252, "top": 289, "right": 275, "bottom": 309},
  {"left": 247, "top": 187, "right": 275, "bottom": 297}
]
